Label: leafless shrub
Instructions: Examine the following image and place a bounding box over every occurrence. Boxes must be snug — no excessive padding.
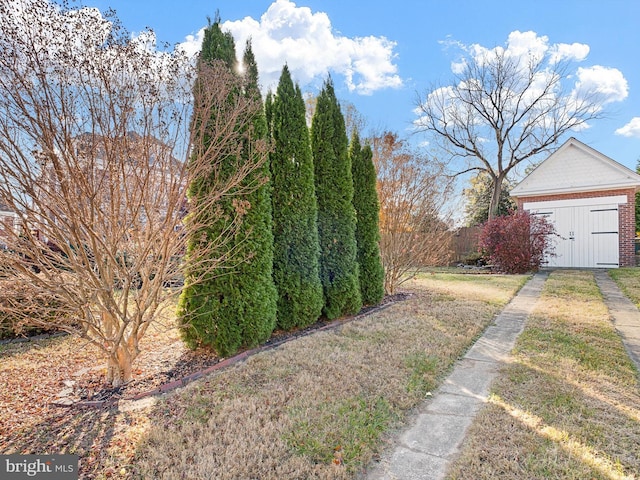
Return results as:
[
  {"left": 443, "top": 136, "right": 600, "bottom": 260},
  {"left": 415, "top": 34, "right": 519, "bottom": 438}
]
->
[
  {"left": 371, "top": 132, "right": 454, "bottom": 294},
  {"left": 0, "top": 0, "right": 267, "bottom": 386}
]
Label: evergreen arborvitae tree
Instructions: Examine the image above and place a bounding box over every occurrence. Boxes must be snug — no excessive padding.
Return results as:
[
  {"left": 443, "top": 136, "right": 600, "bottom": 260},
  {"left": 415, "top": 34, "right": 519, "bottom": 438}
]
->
[
  {"left": 350, "top": 131, "right": 384, "bottom": 306},
  {"left": 311, "top": 77, "right": 362, "bottom": 319},
  {"left": 178, "top": 19, "right": 276, "bottom": 356},
  {"left": 270, "top": 65, "right": 323, "bottom": 329},
  {"left": 265, "top": 91, "right": 274, "bottom": 138},
  {"left": 234, "top": 41, "right": 277, "bottom": 344}
]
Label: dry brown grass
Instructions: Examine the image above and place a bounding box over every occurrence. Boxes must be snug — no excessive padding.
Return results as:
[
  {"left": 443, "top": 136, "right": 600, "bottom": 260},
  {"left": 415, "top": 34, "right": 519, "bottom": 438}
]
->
[
  {"left": 446, "top": 270, "right": 640, "bottom": 480},
  {"left": 0, "top": 272, "right": 526, "bottom": 479},
  {"left": 132, "top": 272, "right": 527, "bottom": 479}
]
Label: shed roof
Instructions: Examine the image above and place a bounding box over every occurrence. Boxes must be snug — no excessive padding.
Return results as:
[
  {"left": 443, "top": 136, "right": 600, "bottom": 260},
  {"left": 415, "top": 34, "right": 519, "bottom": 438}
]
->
[{"left": 511, "top": 137, "right": 640, "bottom": 198}]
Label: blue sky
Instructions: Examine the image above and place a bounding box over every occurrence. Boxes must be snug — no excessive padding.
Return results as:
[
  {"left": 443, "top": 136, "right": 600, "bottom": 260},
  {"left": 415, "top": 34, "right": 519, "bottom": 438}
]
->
[{"left": 79, "top": 0, "right": 640, "bottom": 173}]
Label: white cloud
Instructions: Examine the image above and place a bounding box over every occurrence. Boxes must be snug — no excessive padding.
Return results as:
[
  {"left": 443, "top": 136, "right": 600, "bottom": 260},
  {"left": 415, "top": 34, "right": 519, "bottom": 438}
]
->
[
  {"left": 449, "top": 31, "right": 590, "bottom": 73},
  {"left": 451, "top": 59, "right": 466, "bottom": 75},
  {"left": 573, "top": 65, "right": 628, "bottom": 104},
  {"left": 177, "top": 0, "right": 402, "bottom": 95},
  {"left": 450, "top": 31, "right": 548, "bottom": 69},
  {"left": 504, "top": 30, "right": 548, "bottom": 62},
  {"left": 615, "top": 117, "right": 640, "bottom": 138},
  {"left": 549, "top": 42, "right": 589, "bottom": 64},
  {"left": 177, "top": 28, "right": 205, "bottom": 58}
]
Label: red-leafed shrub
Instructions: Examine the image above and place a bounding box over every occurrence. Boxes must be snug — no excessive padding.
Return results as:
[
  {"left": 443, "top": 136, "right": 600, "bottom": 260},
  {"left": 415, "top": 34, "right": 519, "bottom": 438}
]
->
[{"left": 478, "top": 210, "right": 556, "bottom": 274}]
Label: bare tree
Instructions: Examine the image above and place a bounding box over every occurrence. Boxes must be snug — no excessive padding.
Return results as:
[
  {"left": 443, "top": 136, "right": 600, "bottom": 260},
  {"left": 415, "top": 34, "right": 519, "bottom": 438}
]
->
[
  {"left": 303, "top": 94, "right": 366, "bottom": 138},
  {"left": 371, "top": 132, "right": 453, "bottom": 294},
  {"left": 0, "top": 0, "right": 267, "bottom": 386},
  {"left": 415, "top": 44, "right": 610, "bottom": 219}
]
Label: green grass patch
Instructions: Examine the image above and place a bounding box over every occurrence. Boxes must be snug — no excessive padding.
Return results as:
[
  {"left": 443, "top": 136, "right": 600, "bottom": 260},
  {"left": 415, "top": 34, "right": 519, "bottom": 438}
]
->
[
  {"left": 541, "top": 269, "right": 602, "bottom": 300},
  {"left": 404, "top": 351, "right": 439, "bottom": 394},
  {"left": 517, "top": 326, "right": 618, "bottom": 372},
  {"left": 285, "top": 395, "right": 397, "bottom": 468}
]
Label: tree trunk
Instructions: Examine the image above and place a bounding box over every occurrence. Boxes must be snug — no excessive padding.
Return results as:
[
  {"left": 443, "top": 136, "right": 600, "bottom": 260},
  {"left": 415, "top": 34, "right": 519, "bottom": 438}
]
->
[
  {"left": 102, "top": 310, "right": 135, "bottom": 387},
  {"left": 106, "top": 345, "right": 133, "bottom": 388},
  {"left": 487, "top": 174, "right": 505, "bottom": 220}
]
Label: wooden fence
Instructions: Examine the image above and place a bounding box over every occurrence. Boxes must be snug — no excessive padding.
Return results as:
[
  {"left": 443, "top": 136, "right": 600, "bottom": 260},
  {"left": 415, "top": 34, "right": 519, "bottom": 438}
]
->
[{"left": 450, "top": 226, "right": 481, "bottom": 264}]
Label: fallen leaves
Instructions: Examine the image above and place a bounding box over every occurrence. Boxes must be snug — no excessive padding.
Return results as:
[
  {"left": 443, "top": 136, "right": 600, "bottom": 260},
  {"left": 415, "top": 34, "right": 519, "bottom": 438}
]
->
[{"left": 0, "top": 321, "right": 215, "bottom": 477}]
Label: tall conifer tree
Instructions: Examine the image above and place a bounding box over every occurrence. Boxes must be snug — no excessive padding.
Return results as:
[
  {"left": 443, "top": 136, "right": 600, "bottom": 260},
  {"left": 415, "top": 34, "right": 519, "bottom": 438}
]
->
[
  {"left": 270, "top": 65, "right": 323, "bottom": 329},
  {"left": 235, "top": 41, "right": 277, "bottom": 344},
  {"left": 350, "top": 131, "right": 385, "bottom": 305},
  {"left": 179, "top": 18, "right": 276, "bottom": 355},
  {"left": 311, "top": 77, "right": 362, "bottom": 319}
]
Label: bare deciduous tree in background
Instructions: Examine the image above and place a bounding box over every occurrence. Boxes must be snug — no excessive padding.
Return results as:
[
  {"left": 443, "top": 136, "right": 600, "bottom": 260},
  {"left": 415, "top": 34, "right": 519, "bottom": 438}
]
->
[
  {"left": 371, "top": 132, "right": 454, "bottom": 294},
  {"left": 415, "top": 39, "right": 616, "bottom": 219},
  {"left": 0, "top": 0, "right": 267, "bottom": 386}
]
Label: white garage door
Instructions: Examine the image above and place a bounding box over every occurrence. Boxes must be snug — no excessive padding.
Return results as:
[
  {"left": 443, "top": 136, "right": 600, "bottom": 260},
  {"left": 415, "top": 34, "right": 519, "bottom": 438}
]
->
[{"left": 530, "top": 202, "right": 620, "bottom": 268}]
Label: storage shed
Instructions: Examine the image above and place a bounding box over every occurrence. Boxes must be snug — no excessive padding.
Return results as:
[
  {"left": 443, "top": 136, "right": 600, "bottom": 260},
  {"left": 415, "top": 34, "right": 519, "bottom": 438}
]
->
[{"left": 511, "top": 138, "right": 640, "bottom": 268}]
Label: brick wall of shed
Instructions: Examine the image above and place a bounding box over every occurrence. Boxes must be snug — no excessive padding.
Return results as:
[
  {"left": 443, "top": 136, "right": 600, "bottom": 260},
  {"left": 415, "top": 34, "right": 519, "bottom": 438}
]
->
[{"left": 516, "top": 188, "right": 637, "bottom": 267}]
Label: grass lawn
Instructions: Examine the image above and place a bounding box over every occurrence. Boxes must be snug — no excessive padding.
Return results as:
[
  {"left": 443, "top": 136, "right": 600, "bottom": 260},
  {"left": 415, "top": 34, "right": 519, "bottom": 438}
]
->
[
  {"left": 129, "top": 272, "right": 527, "bottom": 479},
  {"left": 610, "top": 267, "right": 640, "bottom": 308},
  {"left": 0, "top": 271, "right": 527, "bottom": 479},
  {"left": 446, "top": 270, "right": 640, "bottom": 479}
]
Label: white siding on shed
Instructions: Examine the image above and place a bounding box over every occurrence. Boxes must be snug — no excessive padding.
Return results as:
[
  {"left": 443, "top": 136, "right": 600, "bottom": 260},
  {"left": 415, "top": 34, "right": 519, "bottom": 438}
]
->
[{"left": 512, "top": 138, "right": 640, "bottom": 198}]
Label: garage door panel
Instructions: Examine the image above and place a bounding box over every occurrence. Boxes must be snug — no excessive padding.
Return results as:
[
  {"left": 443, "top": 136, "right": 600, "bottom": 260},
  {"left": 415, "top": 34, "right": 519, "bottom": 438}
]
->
[
  {"left": 573, "top": 206, "right": 591, "bottom": 267},
  {"left": 532, "top": 208, "right": 568, "bottom": 267},
  {"left": 553, "top": 208, "right": 573, "bottom": 267},
  {"left": 529, "top": 202, "right": 619, "bottom": 268},
  {"left": 590, "top": 207, "right": 619, "bottom": 267}
]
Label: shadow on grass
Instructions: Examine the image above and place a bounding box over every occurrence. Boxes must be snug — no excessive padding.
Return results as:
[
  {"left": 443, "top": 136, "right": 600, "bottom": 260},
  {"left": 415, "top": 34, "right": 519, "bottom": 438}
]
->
[
  {"left": 1, "top": 402, "right": 123, "bottom": 478},
  {"left": 488, "top": 360, "right": 638, "bottom": 479},
  {"left": 447, "top": 269, "right": 640, "bottom": 479},
  {"left": 447, "top": 359, "right": 639, "bottom": 479}
]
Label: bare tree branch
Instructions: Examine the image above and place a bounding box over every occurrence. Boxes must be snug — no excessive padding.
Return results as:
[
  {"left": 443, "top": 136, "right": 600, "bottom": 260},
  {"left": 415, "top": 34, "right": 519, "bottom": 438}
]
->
[
  {"left": 371, "top": 132, "right": 454, "bottom": 293},
  {"left": 415, "top": 46, "right": 607, "bottom": 218},
  {"left": 0, "top": 0, "right": 267, "bottom": 386}
]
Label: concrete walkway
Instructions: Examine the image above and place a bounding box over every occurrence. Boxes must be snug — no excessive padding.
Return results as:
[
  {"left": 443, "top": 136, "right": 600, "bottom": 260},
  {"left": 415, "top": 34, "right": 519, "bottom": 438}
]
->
[
  {"left": 363, "top": 271, "right": 549, "bottom": 480},
  {"left": 593, "top": 271, "right": 640, "bottom": 374}
]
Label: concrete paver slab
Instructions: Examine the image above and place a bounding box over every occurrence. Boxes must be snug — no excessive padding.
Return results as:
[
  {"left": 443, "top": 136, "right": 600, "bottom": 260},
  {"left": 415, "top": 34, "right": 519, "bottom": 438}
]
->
[
  {"left": 463, "top": 338, "right": 511, "bottom": 362},
  {"left": 439, "top": 358, "right": 499, "bottom": 398},
  {"left": 422, "top": 392, "right": 485, "bottom": 417},
  {"left": 362, "top": 271, "right": 548, "bottom": 480},
  {"left": 400, "top": 413, "right": 475, "bottom": 457},
  {"left": 492, "top": 313, "right": 526, "bottom": 328},
  {"left": 594, "top": 271, "right": 640, "bottom": 373},
  {"left": 369, "top": 447, "right": 449, "bottom": 480}
]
